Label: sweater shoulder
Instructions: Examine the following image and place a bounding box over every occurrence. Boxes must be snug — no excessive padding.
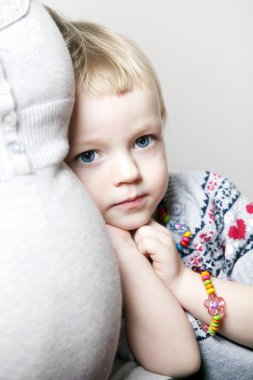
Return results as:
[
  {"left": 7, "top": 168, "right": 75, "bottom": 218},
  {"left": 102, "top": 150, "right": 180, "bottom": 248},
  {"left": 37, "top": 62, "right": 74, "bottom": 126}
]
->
[{"left": 167, "top": 170, "right": 239, "bottom": 200}]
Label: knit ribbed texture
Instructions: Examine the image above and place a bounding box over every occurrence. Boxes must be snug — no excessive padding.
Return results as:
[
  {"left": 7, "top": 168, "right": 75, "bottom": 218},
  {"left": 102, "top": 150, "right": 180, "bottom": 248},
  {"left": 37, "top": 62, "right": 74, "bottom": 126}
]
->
[{"left": 0, "top": 0, "right": 75, "bottom": 180}]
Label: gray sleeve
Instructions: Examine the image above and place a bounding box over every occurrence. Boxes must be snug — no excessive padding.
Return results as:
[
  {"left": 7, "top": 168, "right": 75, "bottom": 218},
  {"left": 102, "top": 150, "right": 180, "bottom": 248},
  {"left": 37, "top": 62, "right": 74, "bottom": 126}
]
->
[{"left": 110, "top": 359, "right": 172, "bottom": 380}]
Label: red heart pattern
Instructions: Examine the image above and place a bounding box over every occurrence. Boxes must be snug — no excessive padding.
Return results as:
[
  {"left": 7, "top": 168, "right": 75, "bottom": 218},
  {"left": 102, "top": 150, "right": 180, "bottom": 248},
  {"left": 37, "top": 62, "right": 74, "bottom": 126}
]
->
[
  {"left": 246, "top": 204, "right": 253, "bottom": 214},
  {"left": 228, "top": 219, "right": 246, "bottom": 240}
]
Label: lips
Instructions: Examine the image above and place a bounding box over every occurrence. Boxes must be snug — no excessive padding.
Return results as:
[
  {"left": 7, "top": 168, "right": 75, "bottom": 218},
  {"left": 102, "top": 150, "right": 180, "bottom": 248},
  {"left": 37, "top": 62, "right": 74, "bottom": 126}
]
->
[{"left": 113, "top": 194, "right": 146, "bottom": 208}]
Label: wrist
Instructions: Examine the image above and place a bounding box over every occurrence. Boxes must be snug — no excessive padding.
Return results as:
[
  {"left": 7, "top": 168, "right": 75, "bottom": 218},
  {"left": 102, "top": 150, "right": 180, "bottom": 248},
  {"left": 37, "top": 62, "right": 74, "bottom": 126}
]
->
[
  {"left": 168, "top": 267, "right": 226, "bottom": 335},
  {"left": 168, "top": 261, "right": 188, "bottom": 294},
  {"left": 170, "top": 266, "right": 199, "bottom": 303}
]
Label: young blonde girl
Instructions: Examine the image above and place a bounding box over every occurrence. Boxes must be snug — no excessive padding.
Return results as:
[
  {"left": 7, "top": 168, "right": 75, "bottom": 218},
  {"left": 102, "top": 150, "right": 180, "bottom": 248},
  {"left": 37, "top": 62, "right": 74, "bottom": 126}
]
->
[{"left": 48, "top": 7, "right": 253, "bottom": 380}]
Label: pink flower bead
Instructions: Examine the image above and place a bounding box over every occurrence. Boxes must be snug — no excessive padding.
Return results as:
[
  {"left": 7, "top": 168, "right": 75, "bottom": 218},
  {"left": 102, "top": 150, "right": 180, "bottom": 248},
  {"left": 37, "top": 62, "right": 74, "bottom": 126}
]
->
[{"left": 204, "top": 293, "right": 225, "bottom": 317}]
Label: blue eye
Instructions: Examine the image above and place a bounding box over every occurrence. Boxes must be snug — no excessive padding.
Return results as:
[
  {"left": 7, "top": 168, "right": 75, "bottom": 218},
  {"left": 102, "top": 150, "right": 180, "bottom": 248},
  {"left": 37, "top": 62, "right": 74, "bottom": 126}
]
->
[
  {"left": 134, "top": 135, "right": 153, "bottom": 149},
  {"left": 78, "top": 150, "right": 97, "bottom": 163}
]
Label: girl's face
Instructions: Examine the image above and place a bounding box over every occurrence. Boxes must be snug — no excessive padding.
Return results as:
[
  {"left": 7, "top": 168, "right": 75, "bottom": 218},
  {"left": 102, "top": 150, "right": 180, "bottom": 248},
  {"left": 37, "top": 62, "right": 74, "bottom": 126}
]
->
[{"left": 66, "top": 86, "right": 169, "bottom": 230}]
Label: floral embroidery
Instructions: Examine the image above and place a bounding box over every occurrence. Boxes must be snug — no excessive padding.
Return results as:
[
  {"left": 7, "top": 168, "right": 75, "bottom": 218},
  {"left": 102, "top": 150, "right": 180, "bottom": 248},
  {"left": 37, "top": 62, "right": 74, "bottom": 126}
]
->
[
  {"left": 206, "top": 173, "right": 221, "bottom": 195},
  {"left": 189, "top": 253, "right": 202, "bottom": 267},
  {"left": 199, "top": 232, "right": 213, "bottom": 243},
  {"left": 193, "top": 243, "right": 203, "bottom": 252}
]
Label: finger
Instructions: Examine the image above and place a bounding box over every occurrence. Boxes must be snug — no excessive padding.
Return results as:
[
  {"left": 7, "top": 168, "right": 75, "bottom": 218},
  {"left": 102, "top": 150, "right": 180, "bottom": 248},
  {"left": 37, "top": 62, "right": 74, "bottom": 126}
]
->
[
  {"left": 136, "top": 235, "right": 170, "bottom": 262},
  {"left": 106, "top": 224, "right": 134, "bottom": 251},
  {"left": 147, "top": 218, "right": 169, "bottom": 233},
  {"left": 134, "top": 224, "right": 173, "bottom": 248}
]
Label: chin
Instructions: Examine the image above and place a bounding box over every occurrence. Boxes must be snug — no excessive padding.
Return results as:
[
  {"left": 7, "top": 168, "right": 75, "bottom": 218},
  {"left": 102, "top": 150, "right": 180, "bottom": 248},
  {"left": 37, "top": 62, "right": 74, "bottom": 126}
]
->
[{"left": 111, "top": 215, "right": 151, "bottom": 231}]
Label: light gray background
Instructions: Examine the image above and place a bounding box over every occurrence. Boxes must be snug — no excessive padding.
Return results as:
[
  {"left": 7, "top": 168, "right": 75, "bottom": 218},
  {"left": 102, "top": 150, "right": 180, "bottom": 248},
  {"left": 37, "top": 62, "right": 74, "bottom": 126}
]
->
[{"left": 44, "top": 0, "right": 253, "bottom": 198}]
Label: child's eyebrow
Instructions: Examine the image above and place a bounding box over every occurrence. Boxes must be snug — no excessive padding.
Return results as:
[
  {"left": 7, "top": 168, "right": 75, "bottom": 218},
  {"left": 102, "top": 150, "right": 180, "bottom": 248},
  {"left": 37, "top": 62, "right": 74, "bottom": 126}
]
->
[
  {"left": 134, "top": 120, "right": 163, "bottom": 134},
  {"left": 70, "top": 132, "right": 103, "bottom": 147},
  {"left": 70, "top": 140, "right": 95, "bottom": 150}
]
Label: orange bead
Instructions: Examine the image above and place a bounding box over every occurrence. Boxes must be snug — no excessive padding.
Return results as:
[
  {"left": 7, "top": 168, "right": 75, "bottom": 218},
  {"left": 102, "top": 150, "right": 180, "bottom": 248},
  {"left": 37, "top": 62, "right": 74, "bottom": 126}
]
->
[
  {"left": 201, "top": 271, "right": 210, "bottom": 277},
  {"left": 209, "top": 324, "right": 218, "bottom": 331}
]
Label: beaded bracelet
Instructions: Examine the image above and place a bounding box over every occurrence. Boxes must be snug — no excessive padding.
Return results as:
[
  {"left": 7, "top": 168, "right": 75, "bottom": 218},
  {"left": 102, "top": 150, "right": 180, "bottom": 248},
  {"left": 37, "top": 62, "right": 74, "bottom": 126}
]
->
[{"left": 200, "top": 271, "right": 225, "bottom": 335}]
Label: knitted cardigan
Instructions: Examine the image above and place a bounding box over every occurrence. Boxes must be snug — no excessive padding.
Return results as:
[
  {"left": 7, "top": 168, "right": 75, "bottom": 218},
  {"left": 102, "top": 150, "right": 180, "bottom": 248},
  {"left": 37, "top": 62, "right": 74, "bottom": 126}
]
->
[
  {"left": 165, "top": 170, "right": 253, "bottom": 379},
  {"left": 116, "top": 170, "right": 253, "bottom": 380}
]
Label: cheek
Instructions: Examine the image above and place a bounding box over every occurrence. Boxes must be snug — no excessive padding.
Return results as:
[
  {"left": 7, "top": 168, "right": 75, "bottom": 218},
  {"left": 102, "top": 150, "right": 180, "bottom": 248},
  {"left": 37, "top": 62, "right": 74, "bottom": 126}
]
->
[
  {"left": 69, "top": 166, "right": 88, "bottom": 187},
  {"left": 79, "top": 173, "right": 97, "bottom": 195},
  {"left": 153, "top": 158, "right": 169, "bottom": 195},
  {"left": 70, "top": 165, "right": 95, "bottom": 193},
  {"left": 72, "top": 167, "right": 106, "bottom": 211},
  {"left": 146, "top": 148, "right": 168, "bottom": 187}
]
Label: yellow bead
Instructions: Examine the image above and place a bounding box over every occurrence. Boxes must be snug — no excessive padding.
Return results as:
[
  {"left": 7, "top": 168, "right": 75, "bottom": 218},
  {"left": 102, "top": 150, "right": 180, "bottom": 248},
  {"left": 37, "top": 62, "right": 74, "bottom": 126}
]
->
[
  {"left": 208, "top": 327, "right": 216, "bottom": 335},
  {"left": 184, "top": 231, "right": 191, "bottom": 237},
  {"left": 207, "top": 288, "right": 215, "bottom": 294},
  {"left": 201, "top": 271, "right": 210, "bottom": 277}
]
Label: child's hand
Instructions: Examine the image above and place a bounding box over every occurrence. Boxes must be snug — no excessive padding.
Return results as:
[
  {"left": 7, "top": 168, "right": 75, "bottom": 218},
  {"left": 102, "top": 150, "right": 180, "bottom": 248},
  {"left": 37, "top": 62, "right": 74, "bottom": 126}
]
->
[
  {"left": 106, "top": 224, "right": 136, "bottom": 253},
  {"left": 106, "top": 224, "right": 146, "bottom": 268},
  {"left": 133, "top": 219, "right": 185, "bottom": 290}
]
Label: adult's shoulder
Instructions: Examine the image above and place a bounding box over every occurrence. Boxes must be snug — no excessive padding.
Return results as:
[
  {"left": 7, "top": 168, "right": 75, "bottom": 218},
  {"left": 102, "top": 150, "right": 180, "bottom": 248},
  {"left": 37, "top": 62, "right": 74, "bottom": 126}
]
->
[{"left": 0, "top": 0, "right": 30, "bottom": 31}]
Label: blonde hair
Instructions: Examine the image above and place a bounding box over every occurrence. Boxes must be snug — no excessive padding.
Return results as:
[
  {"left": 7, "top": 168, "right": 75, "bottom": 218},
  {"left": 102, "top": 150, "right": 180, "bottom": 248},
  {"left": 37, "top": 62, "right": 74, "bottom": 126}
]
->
[{"left": 47, "top": 7, "right": 166, "bottom": 119}]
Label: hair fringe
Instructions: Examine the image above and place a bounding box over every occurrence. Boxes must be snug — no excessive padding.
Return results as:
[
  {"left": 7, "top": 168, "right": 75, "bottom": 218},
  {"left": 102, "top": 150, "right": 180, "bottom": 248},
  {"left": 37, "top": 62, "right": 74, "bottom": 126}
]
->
[{"left": 45, "top": 5, "right": 166, "bottom": 119}]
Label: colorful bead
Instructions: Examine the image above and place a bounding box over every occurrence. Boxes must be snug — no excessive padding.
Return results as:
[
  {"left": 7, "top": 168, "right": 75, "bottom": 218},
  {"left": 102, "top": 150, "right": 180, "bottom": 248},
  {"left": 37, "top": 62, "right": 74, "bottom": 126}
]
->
[
  {"left": 211, "top": 321, "right": 220, "bottom": 328},
  {"left": 163, "top": 215, "right": 170, "bottom": 223},
  {"left": 158, "top": 200, "right": 192, "bottom": 253},
  {"left": 176, "top": 243, "right": 183, "bottom": 252},
  {"left": 201, "top": 271, "right": 210, "bottom": 277}
]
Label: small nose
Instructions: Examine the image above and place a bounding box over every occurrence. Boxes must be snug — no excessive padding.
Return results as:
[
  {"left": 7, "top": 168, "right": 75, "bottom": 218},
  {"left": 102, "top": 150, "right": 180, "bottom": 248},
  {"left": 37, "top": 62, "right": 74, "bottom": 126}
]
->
[{"left": 111, "top": 152, "right": 141, "bottom": 186}]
